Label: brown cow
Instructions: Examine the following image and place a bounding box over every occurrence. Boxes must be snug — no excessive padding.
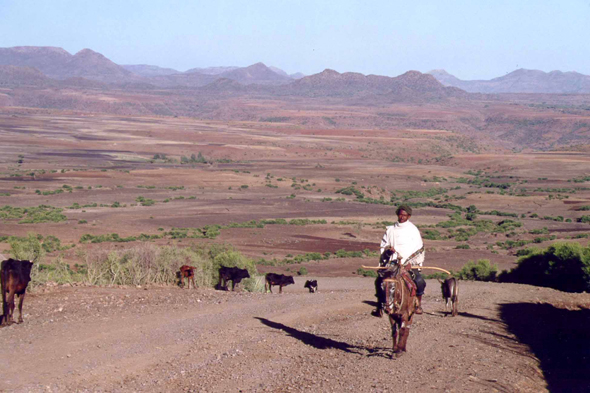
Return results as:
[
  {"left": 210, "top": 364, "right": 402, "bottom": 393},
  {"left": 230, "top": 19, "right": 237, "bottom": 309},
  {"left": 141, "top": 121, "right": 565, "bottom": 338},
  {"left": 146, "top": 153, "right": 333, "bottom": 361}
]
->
[
  {"left": 179, "top": 265, "right": 196, "bottom": 289},
  {"left": 438, "top": 277, "right": 459, "bottom": 317},
  {"left": 1, "top": 258, "right": 34, "bottom": 325}
]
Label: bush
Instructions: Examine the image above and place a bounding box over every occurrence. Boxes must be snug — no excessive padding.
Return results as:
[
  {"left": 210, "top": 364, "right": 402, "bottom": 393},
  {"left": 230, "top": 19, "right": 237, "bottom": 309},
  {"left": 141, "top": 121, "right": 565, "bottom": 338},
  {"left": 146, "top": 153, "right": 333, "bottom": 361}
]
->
[
  {"left": 9, "top": 233, "right": 45, "bottom": 263},
  {"left": 356, "top": 268, "right": 378, "bottom": 277},
  {"left": 298, "top": 267, "right": 308, "bottom": 276},
  {"left": 499, "top": 242, "right": 590, "bottom": 292},
  {"left": 456, "top": 259, "right": 498, "bottom": 281}
]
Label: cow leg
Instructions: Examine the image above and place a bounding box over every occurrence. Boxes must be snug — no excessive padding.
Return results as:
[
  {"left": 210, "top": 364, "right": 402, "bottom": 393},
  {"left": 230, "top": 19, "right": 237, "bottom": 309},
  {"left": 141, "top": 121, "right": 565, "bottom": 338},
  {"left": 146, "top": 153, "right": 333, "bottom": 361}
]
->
[
  {"left": 17, "top": 292, "right": 25, "bottom": 323},
  {"left": 231, "top": 280, "right": 236, "bottom": 291},
  {"left": 6, "top": 289, "right": 16, "bottom": 324},
  {"left": 279, "top": 285, "right": 283, "bottom": 294},
  {"left": 1, "top": 289, "right": 7, "bottom": 326}
]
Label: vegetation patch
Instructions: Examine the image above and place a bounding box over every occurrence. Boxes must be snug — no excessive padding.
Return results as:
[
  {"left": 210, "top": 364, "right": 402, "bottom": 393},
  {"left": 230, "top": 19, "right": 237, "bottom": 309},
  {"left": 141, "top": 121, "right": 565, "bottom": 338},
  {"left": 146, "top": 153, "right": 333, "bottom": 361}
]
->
[{"left": 500, "top": 242, "right": 590, "bottom": 292}]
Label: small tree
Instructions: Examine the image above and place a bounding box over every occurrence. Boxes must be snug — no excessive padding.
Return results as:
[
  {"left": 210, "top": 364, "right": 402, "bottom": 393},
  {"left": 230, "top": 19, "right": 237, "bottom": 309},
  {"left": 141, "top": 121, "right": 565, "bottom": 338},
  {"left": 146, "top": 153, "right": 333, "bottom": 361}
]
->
[{"left": 456, "top": 259, "right": 498, "bottom": 281}]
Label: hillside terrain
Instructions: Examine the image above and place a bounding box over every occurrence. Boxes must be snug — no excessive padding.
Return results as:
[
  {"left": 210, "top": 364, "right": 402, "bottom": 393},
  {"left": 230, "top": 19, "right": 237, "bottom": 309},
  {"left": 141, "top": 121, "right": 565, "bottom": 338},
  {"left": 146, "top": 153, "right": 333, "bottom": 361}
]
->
[
  {"left": 429, "top": 68, "right": 590, "bottom": 94},
  {"left": 0, "top": 46, "right": 589, "bottom": 151},
  {"left": 0, "top": 45, "right": 590, "bottom": 391}
]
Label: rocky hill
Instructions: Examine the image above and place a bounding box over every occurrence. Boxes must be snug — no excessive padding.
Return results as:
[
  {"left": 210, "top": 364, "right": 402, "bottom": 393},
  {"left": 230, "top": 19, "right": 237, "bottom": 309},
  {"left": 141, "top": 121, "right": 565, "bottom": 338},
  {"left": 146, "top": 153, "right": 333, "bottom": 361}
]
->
[
  {"left": 57, "top": 49, "right": 136, "bottom": 83},
  {"left": 0, "top": 46, "right": 71, "bottom": 77},
  {"left": 0, "top": 65, "right": 53, "bottom": 87},
  {"left": 185, "top": 66, "right": 239, "bottom": 75},
  {"left": 429, "top": 68, "right": 590, "bottom": 94},
  {"left": 287, "top": 69, "right": 463, "bottom": 99},
  {"left": 0, "top": 46, "right": 137, "bottom": 83},
  {"left": 216, "top": 62, "right": 292, "bottom": 85},
  {"left": 123, "top": 64, "right": 180, "bottom": 77}
]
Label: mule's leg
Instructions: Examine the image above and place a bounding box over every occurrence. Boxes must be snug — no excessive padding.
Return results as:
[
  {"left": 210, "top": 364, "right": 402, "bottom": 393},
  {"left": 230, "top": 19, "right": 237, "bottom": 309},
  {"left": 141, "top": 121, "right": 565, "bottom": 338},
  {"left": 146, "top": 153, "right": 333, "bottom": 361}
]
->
[
  {"left": 397, "top": 322, "right": 411, "bottom": 352},
  {"left": 389, "top": 316, "right": 399, "bottom": 356},
  {"left": 17, "top": 292, "right": 25, "bottom": 323},
  {"left": 452, "top": 299, "right": 458, "bottom": 317},
  {"left": 445, "top": 298, "right": 450, "bottom": 314}
]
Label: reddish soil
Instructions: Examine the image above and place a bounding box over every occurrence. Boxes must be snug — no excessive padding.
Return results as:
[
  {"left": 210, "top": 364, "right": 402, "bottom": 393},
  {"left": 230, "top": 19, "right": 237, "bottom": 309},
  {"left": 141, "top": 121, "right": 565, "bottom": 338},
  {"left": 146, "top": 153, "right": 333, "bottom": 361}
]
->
[
  {"left": 2, "top": 279, "right": 589, "bottom": 392},
  {"left": 0, "top": 108, "right": 589, "bottom": 391}
]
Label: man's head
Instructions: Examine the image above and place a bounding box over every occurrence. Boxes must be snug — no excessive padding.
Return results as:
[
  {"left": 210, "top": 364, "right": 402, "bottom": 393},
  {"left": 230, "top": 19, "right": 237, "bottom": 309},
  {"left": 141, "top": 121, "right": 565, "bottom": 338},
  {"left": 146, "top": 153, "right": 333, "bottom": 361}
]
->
[{"left": 396, "top": 204, "right": 412, "bottom": 223}]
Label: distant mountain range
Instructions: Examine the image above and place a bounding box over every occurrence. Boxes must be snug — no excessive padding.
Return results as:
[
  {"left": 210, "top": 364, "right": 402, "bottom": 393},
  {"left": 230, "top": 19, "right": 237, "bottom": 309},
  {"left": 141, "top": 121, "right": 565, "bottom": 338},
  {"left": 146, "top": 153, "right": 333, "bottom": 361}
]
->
[
  {"left": 0, "top": 46, "right": 304, "bottom": 87},
  {"left": 0, "top": 46, "right": 462, "bottom": 100},
  {"left": 428, "top": 69, "right": 590, "bottom": 94}
]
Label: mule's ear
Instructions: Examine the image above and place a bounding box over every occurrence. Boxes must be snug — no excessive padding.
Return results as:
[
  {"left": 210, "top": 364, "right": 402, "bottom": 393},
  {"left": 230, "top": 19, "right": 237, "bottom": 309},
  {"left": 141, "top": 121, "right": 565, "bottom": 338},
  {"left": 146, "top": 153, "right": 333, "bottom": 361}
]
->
[{"left": 437, "top": 278, "right": 443, "bottom": 284}]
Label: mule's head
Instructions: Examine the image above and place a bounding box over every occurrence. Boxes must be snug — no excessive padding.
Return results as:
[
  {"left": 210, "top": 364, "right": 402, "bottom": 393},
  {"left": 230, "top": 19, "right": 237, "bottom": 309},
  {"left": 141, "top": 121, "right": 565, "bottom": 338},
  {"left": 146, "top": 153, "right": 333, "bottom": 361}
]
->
[{"left": 383, "top": 279, "right": 400, "bottom": 314}]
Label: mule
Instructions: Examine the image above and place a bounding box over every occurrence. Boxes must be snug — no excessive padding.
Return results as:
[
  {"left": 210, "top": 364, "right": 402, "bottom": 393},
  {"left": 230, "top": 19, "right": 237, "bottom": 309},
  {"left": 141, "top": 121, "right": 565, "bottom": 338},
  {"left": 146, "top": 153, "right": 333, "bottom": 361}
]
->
[
  {"left": 381, "top": 264, "right": 418, "bottom": 357},
  {"left": 438, "top": 277, "right": 458, "bottom": 316}
]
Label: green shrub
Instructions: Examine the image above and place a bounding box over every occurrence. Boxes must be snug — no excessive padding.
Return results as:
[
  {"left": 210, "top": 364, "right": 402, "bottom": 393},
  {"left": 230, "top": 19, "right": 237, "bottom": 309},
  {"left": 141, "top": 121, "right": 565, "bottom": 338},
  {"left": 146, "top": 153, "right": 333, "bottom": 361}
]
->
[
  {"left": 298, "top": 267, "right": 308, "bottom": 276},
  {"left": 8, "top": 233, "right": 45, "bottom": 263},
  {"left": 499, "top": 242, "right": 590, "bottom": 292},
  {"left": 423, "top": 229, "right": 443, "bottom": 240},
  {"left": 356, "top": 268, "right": 378, "bottom": 277},
  {"left": 456, "top": 259, "right": 498, "bottom": 281},
  {"left": 455, "top": 244, "right": 470, "bottom": 249}
]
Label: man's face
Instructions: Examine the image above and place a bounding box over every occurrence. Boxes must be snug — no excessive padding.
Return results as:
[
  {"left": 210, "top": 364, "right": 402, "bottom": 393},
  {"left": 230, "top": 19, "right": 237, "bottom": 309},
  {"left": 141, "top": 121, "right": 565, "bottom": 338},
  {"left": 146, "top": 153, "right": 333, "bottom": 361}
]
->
[{"left": 397, "top": 210, "right": 410, "bottom": 223}]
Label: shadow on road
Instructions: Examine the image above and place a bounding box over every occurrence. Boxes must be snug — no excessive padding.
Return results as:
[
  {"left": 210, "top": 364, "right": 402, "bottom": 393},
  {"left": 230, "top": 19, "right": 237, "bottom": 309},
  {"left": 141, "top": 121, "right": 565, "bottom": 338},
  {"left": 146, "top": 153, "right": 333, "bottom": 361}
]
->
[
  {"left": 255, "top": 317, "right": 363, "bottom": 355},
  {"left": 458, "top": 311, "right": 502, "bottom": 323},
  {"left": 500, "top": 302, "right": 590, "bottom": 393}
]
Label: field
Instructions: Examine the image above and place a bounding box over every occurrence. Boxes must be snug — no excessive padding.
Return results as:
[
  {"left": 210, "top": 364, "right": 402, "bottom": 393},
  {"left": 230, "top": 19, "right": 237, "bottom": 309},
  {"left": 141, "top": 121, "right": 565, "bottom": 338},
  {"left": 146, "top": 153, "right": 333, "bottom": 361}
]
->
[{"left": 1, "top": 102, "right": 590, "bottom": 391}]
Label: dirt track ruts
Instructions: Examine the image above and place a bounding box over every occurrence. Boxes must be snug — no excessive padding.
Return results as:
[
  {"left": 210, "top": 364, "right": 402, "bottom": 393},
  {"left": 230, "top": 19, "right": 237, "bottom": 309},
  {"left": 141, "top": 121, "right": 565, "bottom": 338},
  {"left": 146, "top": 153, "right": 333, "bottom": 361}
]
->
[{"left": 2, "top": 277, "right": 589, "bottom": 392}]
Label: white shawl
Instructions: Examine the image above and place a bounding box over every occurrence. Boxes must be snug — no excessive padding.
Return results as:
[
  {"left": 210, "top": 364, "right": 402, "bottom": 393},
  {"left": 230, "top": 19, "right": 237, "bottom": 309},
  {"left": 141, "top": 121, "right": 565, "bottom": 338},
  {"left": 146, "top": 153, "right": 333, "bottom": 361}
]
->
[{"left": 380, "top": 221, "right": 425, "bottom": 266}]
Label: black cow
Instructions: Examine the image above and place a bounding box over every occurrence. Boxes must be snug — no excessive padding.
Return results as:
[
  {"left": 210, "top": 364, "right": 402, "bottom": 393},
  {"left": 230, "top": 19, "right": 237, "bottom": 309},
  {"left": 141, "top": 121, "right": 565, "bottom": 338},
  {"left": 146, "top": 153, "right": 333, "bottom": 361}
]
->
[
  {"left": 265, "top": 273, "right": 295, "bottom": 294},
  {"left": 1, "top": 258, "right": 34, "bottom": 325},
  {"left": 217, "top": 266, "right": 250, "bottom": 291},
  {"left": 304, "top": 280, "right": 318, "bottom": 293}
]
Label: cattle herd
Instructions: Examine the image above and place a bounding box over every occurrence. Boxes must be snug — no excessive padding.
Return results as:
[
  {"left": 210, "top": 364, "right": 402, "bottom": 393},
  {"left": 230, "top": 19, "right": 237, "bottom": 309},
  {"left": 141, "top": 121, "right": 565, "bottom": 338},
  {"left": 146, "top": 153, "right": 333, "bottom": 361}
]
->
[{"left": 0, "top": 257, "right": 458, "bottom": 329}]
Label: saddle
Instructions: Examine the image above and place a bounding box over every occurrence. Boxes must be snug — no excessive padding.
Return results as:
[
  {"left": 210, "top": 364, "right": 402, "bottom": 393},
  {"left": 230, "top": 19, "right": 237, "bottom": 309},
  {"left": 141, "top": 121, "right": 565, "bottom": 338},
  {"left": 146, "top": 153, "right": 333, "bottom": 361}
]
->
[{"left": 400, "top": 269, "right": 417, "bottom": 297}]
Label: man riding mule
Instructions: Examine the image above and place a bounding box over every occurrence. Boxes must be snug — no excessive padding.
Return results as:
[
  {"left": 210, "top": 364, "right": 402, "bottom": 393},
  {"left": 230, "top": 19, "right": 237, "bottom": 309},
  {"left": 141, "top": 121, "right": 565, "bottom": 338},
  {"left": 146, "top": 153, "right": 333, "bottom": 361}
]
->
[{"left": 373, "top": 204, "right": 426, "bottom": 316}]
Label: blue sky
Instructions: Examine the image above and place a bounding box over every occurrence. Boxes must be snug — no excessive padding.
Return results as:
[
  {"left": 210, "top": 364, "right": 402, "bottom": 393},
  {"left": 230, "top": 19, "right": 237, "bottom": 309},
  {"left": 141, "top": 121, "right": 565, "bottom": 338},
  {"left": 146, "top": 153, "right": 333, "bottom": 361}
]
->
[{"left": 1, "top": 0, "right": 589, "bottom": 79}]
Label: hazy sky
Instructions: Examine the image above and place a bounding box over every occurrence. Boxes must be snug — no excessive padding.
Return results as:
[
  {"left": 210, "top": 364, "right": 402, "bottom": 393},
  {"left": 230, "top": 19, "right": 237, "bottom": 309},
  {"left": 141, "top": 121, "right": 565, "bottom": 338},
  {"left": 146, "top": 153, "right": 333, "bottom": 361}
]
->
[{"left": 1, "top": 0, "right": 589, "bottom": 79}]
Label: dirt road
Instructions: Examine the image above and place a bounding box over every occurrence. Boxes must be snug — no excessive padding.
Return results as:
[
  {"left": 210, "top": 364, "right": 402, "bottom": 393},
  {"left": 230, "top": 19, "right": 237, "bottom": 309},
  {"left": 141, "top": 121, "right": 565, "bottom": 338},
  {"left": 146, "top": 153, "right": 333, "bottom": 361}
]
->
[{"left": 2, "top": 277, "right": 589, "bottom": 392}]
